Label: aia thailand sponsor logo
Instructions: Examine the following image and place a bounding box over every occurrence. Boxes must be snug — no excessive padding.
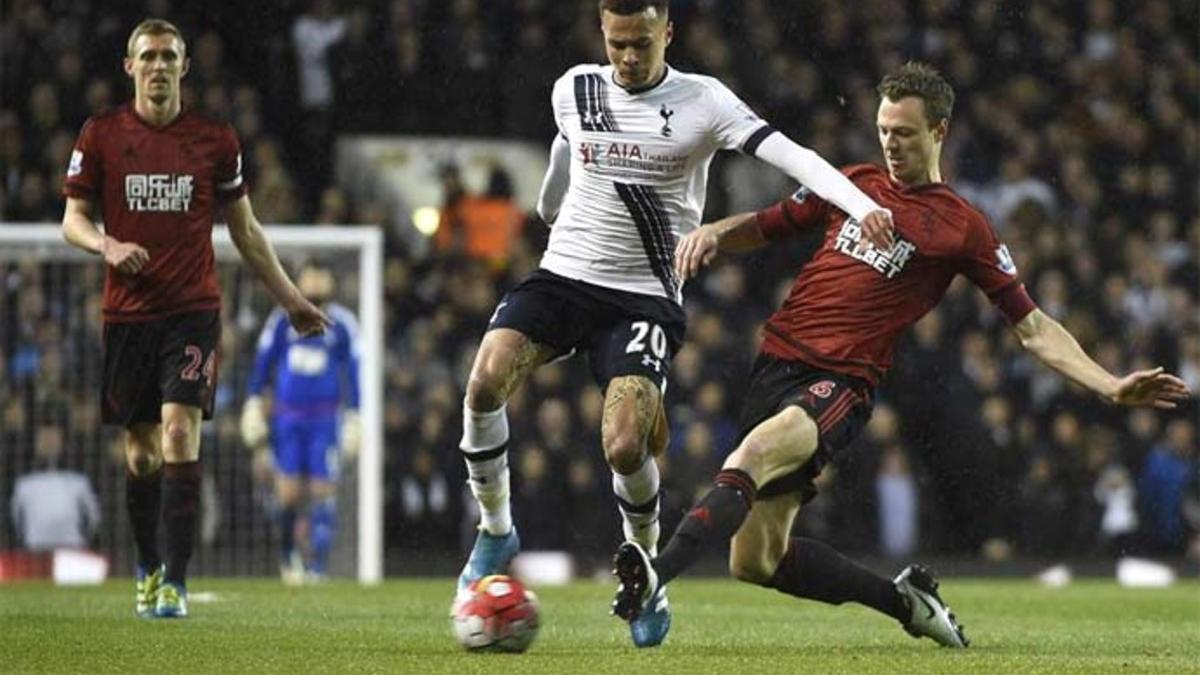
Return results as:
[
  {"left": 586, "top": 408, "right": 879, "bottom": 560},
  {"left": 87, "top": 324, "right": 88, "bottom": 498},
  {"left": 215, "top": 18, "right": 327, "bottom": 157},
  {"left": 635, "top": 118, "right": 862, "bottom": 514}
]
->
[
  {"left": 125, "top": 173, "right": 194, "bottom": 212},
  {"left": 579, "top": 142, "right": 646, "bottom": 161},
  {"left": 577, "top": 142, "right": 687, "bottom": 173},
  {"left": 833, "top": 217, "right": 917, "bottom": 279},
  {"left": 808, "top": 380, "right": 836, "bottom": 399}
]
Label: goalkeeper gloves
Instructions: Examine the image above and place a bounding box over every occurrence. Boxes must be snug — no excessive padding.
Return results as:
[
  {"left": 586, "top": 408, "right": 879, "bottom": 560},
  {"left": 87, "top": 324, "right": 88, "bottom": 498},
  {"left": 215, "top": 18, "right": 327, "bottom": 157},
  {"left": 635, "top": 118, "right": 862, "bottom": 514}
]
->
[
  {"left": 340, "top": 409, "right": 361, "bottom": 461},
  {"left": 240, "top": 396, "right": 269, "bottom": 448}
]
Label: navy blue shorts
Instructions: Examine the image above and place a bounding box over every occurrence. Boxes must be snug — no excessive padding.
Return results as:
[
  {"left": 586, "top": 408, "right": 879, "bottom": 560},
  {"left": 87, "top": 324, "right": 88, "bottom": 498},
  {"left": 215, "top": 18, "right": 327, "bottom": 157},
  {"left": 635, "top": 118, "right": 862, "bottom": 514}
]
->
[
  {"left": 736, "top": 353, "right": 874, "bottom": 502},
  {"left": 488, "top": 269, "right": 686, "bottom": 391}
]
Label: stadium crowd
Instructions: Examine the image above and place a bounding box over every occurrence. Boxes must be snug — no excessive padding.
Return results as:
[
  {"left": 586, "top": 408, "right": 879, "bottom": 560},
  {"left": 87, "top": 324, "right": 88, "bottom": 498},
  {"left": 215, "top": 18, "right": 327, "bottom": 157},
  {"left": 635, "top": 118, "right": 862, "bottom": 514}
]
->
[{"left": 1, "top": 0, "right": 1197, "bottom": 573}]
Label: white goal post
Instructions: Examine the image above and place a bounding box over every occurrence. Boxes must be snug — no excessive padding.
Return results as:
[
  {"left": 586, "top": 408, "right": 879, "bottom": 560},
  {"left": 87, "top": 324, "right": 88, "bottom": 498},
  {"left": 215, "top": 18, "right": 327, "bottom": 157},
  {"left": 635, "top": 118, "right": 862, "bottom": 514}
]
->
[{"left": 0, "top": 224, "right": 384, "bottom": 585}]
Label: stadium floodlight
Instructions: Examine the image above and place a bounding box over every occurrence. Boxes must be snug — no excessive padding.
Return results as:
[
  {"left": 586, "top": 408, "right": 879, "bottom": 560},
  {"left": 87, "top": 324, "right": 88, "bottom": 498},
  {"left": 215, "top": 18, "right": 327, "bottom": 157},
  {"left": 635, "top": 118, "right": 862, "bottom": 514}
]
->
[{"left": 0, "top": 224, "right": 384, "bottom": 585}]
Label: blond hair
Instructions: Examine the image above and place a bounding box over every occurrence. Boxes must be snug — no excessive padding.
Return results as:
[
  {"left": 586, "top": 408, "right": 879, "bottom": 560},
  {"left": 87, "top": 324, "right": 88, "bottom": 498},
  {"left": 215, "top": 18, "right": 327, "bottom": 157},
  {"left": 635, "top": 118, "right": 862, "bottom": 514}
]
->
[{"left": 126, "top": 18, "right": 185, "bottom": 57}]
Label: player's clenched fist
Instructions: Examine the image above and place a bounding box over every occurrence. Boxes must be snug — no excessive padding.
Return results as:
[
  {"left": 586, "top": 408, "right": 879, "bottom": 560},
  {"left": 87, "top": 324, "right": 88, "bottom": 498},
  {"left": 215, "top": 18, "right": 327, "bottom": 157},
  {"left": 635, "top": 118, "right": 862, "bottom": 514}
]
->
[
  {"left": 285, "top": 296, "right": 332, "bottom": 337},
  {"left": 103, "top": 237, "right": 150, "bottom": 275},
  {"left": 859, "top": 208, "right": 895, "bottom": 251}
]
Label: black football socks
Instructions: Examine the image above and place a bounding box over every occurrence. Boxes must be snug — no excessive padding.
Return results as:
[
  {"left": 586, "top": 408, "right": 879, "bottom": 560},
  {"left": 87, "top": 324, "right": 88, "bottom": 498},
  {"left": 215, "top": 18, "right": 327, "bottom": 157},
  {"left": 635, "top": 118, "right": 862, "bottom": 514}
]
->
[
  {"left": 162, "top": 461, "right": 202, "bottom": 587},
  {"left": 652, "top": 468, "right": 758, "bottom": 584},
  {"left": 126, "top": 465, "right": 163, "bottom": 571},
  {"left": 766, "top": 537, "right": 908, "bottom": 621}
]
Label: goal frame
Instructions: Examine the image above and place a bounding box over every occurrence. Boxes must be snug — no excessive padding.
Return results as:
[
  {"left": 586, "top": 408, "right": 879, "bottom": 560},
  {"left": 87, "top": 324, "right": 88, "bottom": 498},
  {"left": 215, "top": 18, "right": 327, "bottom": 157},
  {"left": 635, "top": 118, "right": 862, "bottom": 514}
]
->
[{"left": 0, "top": 224, "right": 385, "bottom": 585}]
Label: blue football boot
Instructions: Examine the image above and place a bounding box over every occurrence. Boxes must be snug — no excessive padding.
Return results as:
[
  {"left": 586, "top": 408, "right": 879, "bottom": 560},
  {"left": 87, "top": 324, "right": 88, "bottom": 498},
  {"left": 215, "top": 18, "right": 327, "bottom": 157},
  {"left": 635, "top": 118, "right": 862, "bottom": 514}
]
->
[
  {"left": 456, "top": 527, "right": 521, "bottom": 597},
  {"left": 612, "top": 541, "right": 671, "bottom": 647},
  {"left": 154, "top": 581, "right": 188, "bottom": 618}
]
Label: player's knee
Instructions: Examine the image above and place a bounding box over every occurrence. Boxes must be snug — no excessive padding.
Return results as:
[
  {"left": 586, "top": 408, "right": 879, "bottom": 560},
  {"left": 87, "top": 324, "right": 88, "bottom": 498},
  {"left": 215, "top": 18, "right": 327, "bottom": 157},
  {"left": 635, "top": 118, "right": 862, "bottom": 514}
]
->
[
  {"left": 731, "top": 408, "right": 816, "bottom": 472},
  {"left": 309, "top": 481, "right": 335, "bottom": 501},
  {"left": 125, "top": 426, "right": 161, "bottom": 474},
  {"left": 277, "top": 485, "right": 301, "bottom": 506},
  {"left": 728, "top": 435, "right": 774, "bottom": 475},
  {"left": 162, "top": 417, "right": 195, "bottom": 448},
  {"left": 465, "top": 363, "right": 507, "bottom": 411},
  {"left": 125, "top": 442, "right": 161, "bottom": 475},
  {"left": 728, "top": 549, "right": 775, "bottom": 586},
  {"left": 603, "top": 426, "right": 645, "bottom": 474}
]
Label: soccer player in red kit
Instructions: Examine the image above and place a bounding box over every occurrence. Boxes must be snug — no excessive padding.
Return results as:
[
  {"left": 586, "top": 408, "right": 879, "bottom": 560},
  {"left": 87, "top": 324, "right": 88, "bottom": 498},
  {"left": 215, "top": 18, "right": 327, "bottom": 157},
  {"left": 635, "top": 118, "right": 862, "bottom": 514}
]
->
[
  {"left": 612, "top": 62, "right": 1192, "bottom": 646},
  {"left": 61, "top": 19, "right": 329, "bottom": 618}
]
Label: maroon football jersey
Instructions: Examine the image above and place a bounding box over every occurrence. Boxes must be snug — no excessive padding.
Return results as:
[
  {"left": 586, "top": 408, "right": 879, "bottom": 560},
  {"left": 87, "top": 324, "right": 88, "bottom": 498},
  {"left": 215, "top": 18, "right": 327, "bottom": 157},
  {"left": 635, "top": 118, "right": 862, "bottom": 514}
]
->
[
  {"left": 754, "top": 163, "right": 1036, "bottom": 386},
  {"left": 63, "top": 104, "right": 248, "bottom": 322}
]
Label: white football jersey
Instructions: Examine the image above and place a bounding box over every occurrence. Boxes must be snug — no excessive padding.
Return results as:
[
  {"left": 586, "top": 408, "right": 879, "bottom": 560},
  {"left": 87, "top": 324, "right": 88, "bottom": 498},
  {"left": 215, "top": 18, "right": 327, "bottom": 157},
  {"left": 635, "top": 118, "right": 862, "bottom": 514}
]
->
[{"left": 540, "top": 63, "right": 773, "bottom": 303}]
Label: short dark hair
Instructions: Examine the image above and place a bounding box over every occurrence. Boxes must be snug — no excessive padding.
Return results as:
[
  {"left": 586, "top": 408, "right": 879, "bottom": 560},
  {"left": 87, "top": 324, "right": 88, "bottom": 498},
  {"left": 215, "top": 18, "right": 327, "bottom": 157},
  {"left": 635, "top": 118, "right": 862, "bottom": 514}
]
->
[
  {"left": 877, "top": 61, "right": 955, "bottom": 126},
  {"left": 598, "top": 0, "right": 668, "bottom": 17}
]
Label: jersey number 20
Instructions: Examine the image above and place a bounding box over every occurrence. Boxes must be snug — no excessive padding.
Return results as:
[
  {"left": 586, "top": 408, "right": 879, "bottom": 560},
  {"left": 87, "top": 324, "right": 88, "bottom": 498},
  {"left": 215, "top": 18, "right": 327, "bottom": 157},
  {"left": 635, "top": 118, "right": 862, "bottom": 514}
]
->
[{"left": 625, "top": 321, "right": 667, "bottom": 358}]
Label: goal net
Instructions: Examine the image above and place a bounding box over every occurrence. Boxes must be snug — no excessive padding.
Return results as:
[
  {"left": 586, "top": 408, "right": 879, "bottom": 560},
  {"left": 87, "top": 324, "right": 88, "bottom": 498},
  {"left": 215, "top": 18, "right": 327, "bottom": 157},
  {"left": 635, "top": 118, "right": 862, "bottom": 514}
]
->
[{"left": 0, "top": 224, "right": 383, "bottom": 584}]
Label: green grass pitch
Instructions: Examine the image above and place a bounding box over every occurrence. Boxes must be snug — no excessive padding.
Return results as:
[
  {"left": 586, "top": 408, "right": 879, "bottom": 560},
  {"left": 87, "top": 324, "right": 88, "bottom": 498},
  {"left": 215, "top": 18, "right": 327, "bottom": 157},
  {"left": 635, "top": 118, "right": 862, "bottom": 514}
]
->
[{"left": 1, "top": 577, "right": 1197, "bottom": 674}]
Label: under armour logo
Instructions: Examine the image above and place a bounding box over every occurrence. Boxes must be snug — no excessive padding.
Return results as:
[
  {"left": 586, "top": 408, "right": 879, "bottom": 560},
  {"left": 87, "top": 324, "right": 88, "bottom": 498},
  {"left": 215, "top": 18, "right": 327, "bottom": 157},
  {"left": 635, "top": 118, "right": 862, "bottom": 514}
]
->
[
  {"left": 688, "top": 506, "right": 711, "bottom": 526},
  {"left": 659, "top": 105, "right": 674, "bottom": 137},
  {"left": 642, "top": 354, "right": 662, "bottom": 372}
]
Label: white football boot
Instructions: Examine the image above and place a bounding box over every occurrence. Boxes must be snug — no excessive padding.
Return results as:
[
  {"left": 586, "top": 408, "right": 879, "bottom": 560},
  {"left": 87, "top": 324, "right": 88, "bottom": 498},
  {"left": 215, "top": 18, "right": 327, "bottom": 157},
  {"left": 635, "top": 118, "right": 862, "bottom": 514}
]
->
[{"left": 893, "top": 564, "right": 969, "bottom": 648}]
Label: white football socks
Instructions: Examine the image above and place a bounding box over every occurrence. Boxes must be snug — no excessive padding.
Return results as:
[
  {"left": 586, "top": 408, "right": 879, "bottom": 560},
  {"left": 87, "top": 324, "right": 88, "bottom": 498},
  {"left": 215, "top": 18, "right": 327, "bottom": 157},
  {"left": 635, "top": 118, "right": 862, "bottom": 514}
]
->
[
  {"left": 613, "top": 455, "right": 661, "bottom": 556},
  {"left": 460, "top": 403, "right": 512, "bottom": 536}
]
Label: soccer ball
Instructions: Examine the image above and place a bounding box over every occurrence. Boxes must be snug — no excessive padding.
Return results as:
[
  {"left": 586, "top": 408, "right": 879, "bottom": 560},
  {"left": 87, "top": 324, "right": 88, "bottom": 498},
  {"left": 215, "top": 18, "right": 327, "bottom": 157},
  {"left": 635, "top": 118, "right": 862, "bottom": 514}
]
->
[{"left": 452, "top": 575, "right": 540, "bottom": 653}]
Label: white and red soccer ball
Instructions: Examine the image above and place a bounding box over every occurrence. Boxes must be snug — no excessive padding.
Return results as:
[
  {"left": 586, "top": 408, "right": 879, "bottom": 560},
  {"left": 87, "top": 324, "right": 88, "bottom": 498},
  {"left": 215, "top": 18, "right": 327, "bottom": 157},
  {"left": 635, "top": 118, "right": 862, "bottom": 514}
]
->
[{"left": 452, "top": 575, "right": 540, "bottom": 653}]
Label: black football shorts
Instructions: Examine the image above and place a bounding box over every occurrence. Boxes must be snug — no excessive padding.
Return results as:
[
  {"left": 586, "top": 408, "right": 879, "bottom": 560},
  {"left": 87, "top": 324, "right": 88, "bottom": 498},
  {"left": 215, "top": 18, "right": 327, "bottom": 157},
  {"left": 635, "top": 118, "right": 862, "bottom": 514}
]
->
[
  {"left": 488, "top": 269, "right": 686, "bottom": 391},
  {"left": 101, "top": 310, "right": 220, "bottom": 427},
  {"left": 735, "top": 353, "right": 874, "bottom": 502}
]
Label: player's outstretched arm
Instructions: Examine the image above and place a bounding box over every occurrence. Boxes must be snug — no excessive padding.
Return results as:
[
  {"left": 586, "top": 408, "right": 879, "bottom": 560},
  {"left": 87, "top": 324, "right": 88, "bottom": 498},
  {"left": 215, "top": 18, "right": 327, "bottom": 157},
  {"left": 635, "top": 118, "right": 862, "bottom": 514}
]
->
[
  {"left": 61, "top": 197, "right": 150, "bottom": 275},
  {"left": 225, "top": 195, "right": 330, "bottom": 336},
  {"left": 1014, "top": 308, "right": 1192, "bottom": 408},
  {"left": 753, "top": 133, "right": 894, "bottom": 250},
  {"left": 536, "top": 134, "right": 571, "bottom": 225},
  {"left": 675, "top": 212, "right": 764, "bottom": 280}
]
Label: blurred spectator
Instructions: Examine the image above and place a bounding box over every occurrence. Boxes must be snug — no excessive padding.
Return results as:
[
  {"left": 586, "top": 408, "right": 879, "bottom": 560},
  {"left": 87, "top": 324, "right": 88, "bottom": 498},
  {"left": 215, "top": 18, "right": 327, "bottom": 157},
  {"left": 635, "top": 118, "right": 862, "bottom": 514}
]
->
[
  {"left": 10, "top": 425, "right": 100, "bottom": 551},
  {"left": 1017, "top": 455, "right": 1071, "bottom": 558},
  {"left": 291, "top": 0, "right": 347, "bottom": 212},
  {"left": 867, "top": 405, "right": 918, "bottom": 558},
  {"left": 876, "top": 446, "right": 918, "bottom": 558},
  {"left": 1137, "top": 419, "right": 1199, "bottom": 553},
  {"left": 435, "top": 165, "right": 524, "bottom": 273},
  {"left": 512, "top": 442, "right": 568, "bottom": 550},
  {"left": 396, "top": 447, "right": 454, "bottom": 550},
  {"left": 1093, "top": 460, "right": 1139, "bottom": 557}
]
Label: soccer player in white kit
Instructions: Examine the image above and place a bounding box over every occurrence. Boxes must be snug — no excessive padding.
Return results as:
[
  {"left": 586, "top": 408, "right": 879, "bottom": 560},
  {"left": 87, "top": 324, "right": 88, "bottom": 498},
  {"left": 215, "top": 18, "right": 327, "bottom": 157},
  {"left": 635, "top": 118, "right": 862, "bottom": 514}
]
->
[{"left": 454, "top": 0, "right": 894, "bottom": 647}]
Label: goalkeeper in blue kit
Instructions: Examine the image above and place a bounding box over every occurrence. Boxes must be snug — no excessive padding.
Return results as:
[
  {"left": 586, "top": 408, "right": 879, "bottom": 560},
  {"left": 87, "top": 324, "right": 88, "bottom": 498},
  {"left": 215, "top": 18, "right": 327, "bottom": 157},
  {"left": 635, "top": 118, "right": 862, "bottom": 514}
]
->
[{"left": 241, "top": 261, "right": 361, "bottom": 583}]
